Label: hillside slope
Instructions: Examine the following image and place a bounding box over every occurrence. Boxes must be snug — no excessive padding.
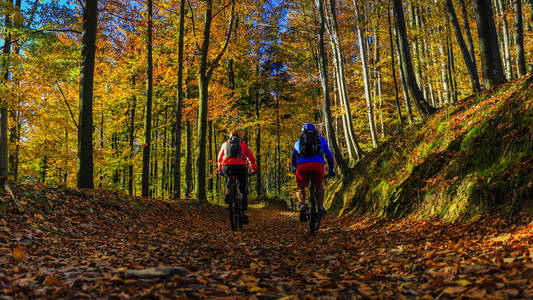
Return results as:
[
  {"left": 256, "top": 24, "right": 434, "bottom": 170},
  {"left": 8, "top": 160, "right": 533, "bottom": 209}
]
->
[{"left": 326, "top": 75, "right": 533, "bottom": 221}]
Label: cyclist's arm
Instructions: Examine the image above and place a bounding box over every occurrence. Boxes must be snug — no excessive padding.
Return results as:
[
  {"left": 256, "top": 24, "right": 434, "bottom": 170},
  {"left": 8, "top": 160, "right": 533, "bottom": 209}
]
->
[
  {"left": 322, "top": 138, "right": 335, "bottom": 173},
  {"left": 291, "top": 141, "right": 299, "bottom": 171},
  {"left": 217, "top": 143, "right": 226, "bottom": 172},
  {"left": 242, "top": 143, "right": 258, "bottom": 173}
]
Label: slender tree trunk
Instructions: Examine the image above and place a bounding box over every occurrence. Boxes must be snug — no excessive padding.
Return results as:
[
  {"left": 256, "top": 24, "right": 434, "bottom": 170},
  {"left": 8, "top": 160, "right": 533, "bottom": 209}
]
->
[
  {"left": 77, "top": 0, "right": 98, "bottom": 188},
  {"left": 8, "top": 0, "right": 21, "bottom": 182},
  {"left": 513, "top": 0, "right": 526, "bottom": 76},
  {"left": 254, "top": 60, "right": 262, "bottom": 196},
  {"left": 388, "top": 2, "right": 403, "bottom": 126},
  {"left": 315, "top": 0, "right": 348, "bottom": 173},
  {"left": 459, "top": 0, "right": 478, "bottom": 78},
  {"left": 526, "top": 0, "right": 533, "bottom": 31},
  {"left": 276, "top": 92, "right": 281, "bottom": 195},
  {"left": 0, "top": 0, "right": 12, "bottom": 180},
  {"left": 446, "top": 0, "right": 481, "bottom": 93},
  {"left": 128, "top": 78, "right": 136, "bottom": 195},
  {"left": 141, "top": 0, "right": 153, "bottom": 197},
  {"left": 207, "top": 120, "right": 213, "bottom": 195},
  {"left": 354, "top": 1, "right": 378, "bottom": 148},
  {"left": 447, "top": 41, "right": 458, "bottom": 103},
  {"left": 325, "top": 0, "right": 362, "bottom": 162},
  {"left": 473, "top": 0, "right": 506, "bottom": 88},
  {"left": 195, "top": 0, "right": 234, "bottom": 201},
  {"left": 161, "top": 111, "right": 168, "bottom": 195},
  {"left": 392, "top": 0, "right": 436, "bottom": 117},
  {"left": 394, "top": 26, "right": 414, "bottom": 124},
  {"left": 173, "top": 0, "right": 185, "bottom": 199},
  {"left": 185, "top": 120, "right": 193, "bottom": 198},
  {"left": 495, "top": 0, "right": 513, "bottom": 80},
  {"left": 438, "top": 42, "right": 450, "bottom": 104}
]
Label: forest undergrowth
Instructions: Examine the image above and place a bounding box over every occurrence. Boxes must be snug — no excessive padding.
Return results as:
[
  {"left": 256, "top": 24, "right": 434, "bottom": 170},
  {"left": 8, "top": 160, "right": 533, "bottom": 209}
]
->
[{"left": 1, "top": 184, "right": 533, "bottom": 298}]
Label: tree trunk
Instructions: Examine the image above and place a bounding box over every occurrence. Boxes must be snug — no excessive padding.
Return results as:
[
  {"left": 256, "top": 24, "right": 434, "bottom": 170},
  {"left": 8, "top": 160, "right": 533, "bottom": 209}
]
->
[
  {"left": 195, "top": 0, "right": 234, "bottom": 201},
  {"left": 185, "top": 120, "right": 193, "bottom": 198},
  {"left": 77, "top": 0, "right": 98, "bottom": 188},
  {"left": 315, "top": 0, "right": 348, "bottom": 174},
  {"left": 254, "top": 60, "right": 262, "bottom": 196},
  {"left": 527, "top": 0, "right": 533, "bottom": 31},
  {"left": 325, "top": 0, "right": 362, "bottom": 163},
  {"left": 207, "top": 120, "right": 213, "bottom": 195},
  {"left": 495, "top": 0, "right": 513, "bottom": 80},
  {"left": 459, "top": 0, "right": 478, "bottom": 78},
  {"left": 173, "top": 0, "right": 185, "bottom": 199},
  {"left": 161, "top": 111, "right": 168, "bottom": 195},
  {"left": 439, "top": 41, "right": 451, "bottom": 104},
  {"left": 392, "top": 0, "right": 436, "bottom": 117},
  {"left": 276, "top": 92, "right": 281, "bottom": 195},
  {"left": 513, "top": 0, "right": 526, "bottom": 76},
  {"left": 354, "top": 1, "right": 378, "bottom": 148},
  {"left": 446, "top": 0, "right": 481, "bottom": 93},
  {"left": 128, "top": 77, "right": 136, "bottom": 195},
  {"left": 8, "top": 0, "right": 21, "bottom": 182},
  {"left": 387, "top": 2, "right": 403, "bottom": 126},
  {"left": 0, "top": 0, "right": 12, "bottom": 180},
  {"left": 473, "top": 0, "right": 507, "bottom": 88},
  {"left": 394, "top": 26, "right": 414, "bottom": 124},
  {"left": 141, "top": 0, "right": 153, "bottom": 197}
]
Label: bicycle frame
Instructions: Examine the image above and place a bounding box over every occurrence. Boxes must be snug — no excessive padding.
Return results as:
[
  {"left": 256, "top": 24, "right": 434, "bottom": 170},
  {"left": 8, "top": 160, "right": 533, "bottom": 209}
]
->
[{"left": 227, "top": 176, "right": 243, "bottom": 231}]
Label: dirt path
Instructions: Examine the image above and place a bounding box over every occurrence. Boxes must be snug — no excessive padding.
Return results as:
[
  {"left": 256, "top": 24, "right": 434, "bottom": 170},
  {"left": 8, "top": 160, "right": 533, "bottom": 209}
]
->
[{"left": 1, "top": 193, "right": 532, "bottom": 299}]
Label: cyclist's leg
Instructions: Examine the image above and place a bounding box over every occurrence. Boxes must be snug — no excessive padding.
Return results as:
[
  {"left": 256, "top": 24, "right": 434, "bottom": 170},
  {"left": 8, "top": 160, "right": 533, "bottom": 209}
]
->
[
  {"left": 295, "top": 164, "right": 309, "bottom": 206},
  {"left": 235, "top": 165, "right": 247, "bottom": 210},
  {"left": 221, "top": 165, "right": 234, "bottom": 202},
  {"left": 309, "top": 162, "right": 326, "bottom": 213}
]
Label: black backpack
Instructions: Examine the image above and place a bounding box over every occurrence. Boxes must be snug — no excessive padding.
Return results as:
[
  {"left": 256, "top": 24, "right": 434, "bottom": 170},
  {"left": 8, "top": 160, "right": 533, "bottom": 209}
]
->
[
  {"left": 299, "top": 129, "right": 322, "bottom": 157},
  {"left": 225, "top": 136, "right": 242, "bottom": 158}
]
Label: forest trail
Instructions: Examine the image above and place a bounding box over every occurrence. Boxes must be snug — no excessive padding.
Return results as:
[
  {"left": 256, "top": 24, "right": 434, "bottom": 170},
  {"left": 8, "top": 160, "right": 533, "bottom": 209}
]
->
[{"left": 1, "top": 188, "right": 533, "bottom": 298}]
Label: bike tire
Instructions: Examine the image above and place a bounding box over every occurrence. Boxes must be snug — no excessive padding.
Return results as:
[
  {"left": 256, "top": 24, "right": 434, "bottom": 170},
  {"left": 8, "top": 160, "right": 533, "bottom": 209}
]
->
[
  {"left": 309, "top": 189, "right": 317, "bottom": 235},
  {"left": 229, "top": 183, "right": 238, "bottom": 231}
]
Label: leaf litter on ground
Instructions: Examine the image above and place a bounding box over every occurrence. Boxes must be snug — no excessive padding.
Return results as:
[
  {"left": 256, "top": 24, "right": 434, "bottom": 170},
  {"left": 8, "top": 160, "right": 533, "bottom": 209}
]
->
[{"left": 0, "top": 184, "right": 532, "bottom": 298}]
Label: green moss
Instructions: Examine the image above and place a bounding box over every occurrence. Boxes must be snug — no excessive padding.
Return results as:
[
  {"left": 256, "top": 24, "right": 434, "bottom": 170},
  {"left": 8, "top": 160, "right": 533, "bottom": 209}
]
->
[{"left": 460, "top": 120, "right": 488, "bottom": 151}]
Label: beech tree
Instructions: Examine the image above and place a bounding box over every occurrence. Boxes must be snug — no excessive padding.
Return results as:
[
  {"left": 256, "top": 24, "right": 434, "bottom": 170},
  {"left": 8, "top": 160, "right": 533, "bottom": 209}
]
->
[
  {"left": 473, "top": 0, "right": 506, "bottom": 88},
  {"left": 77, "top": 0, "right": 98, "bottom": 189}
]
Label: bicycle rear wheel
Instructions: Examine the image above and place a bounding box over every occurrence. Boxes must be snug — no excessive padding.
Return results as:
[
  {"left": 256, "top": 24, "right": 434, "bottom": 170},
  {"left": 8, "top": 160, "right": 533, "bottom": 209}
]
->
[
  {"left": 309, "top": 188, "right": 319, "bottom": 235},
  {"left": 229, "top": 182, "right": 239, "bottom": 231}
]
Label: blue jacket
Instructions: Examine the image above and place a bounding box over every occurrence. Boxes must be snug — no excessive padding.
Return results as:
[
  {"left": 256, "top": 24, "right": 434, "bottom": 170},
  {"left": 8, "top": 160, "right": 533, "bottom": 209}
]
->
[{"left": 292, "top": 136, "right": 334, "bottom": 173}]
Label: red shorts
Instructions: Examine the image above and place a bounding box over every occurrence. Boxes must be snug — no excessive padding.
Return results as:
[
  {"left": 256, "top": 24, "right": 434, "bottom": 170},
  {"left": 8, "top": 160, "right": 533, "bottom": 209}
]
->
[{"left": 296, "top": 162, "right": 325, "bottom": 188}]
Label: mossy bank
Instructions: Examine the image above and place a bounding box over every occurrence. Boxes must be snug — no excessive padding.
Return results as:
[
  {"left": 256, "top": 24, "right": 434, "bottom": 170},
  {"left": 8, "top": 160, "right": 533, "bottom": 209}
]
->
[{"left": 326, "top": 75, "right": 533, "bottom": 221}]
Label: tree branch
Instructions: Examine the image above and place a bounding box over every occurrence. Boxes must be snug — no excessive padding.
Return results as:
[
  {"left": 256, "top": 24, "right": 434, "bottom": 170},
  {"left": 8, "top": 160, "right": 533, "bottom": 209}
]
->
[
  {"left": 55, "top": 80, "right": 79, "bottom": 129},
  {"left": 207, "top": 0, "right": 235, "bottom": 81},
  {"left": 187, "top": 0, "right": 201, "bottom": 52}
]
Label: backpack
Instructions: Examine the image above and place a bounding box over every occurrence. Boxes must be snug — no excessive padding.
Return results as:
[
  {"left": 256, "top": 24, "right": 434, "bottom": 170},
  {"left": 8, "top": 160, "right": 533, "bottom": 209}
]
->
[
  {"left": 299, "top": 129, "right": 322, "bottom": 157},
  {"left": 225, "top": 137, "right": 242, "bottom": 158}
]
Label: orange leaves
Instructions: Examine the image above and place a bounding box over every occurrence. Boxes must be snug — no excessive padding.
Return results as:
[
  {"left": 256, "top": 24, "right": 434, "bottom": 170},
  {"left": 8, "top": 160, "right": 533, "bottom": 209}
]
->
[
  {"left": 12, "top": 247, "right": 24, "bottom": 259},
  {"left": 43, "top": 276, "right": 66, "bottom": 287},
  {"left": 2, "top": 183, "right": 533, "bottom": 298}
]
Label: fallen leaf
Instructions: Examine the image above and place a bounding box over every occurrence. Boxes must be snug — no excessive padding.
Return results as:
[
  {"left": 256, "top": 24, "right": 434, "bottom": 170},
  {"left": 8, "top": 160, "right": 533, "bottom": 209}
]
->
[
  {"left": 12, "top": 247, "right": 24, "bottom": 259},
  {"left": 43, "top": 276, "right": 66, "bottom": 287}
]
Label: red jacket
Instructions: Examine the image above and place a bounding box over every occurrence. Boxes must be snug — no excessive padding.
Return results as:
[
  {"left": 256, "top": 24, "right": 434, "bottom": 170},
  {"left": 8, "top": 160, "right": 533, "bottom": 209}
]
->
[{"left": 217, "top": 141, "right": 258, "bottom": 173}]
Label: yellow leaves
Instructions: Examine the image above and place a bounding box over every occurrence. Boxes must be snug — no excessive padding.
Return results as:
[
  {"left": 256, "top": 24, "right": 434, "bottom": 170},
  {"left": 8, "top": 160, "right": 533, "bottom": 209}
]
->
[
  {"left": 490, "top": 233, "right": 511, "bottom": 243},
  {"left": 12, "top": 247, "right": 24, "bottom": 259},
  {"left": 456, "top": 279, "right": 472, "bottom": 287},
  {"left": 248, "top": 285, "right": 263, "bottom": 293},
  {"left": 442, "top": 286, "right": 466, "bottom": 295}
]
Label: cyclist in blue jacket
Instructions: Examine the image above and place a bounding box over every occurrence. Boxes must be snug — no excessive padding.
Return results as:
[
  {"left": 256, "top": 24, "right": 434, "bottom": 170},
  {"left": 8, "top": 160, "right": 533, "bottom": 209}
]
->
[{"left": 292, "top": 124, "right": 335, "bottom": 222}]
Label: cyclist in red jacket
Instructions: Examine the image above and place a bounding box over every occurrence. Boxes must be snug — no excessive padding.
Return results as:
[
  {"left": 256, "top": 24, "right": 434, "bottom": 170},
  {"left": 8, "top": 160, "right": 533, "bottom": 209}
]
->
[{"left": 217, "top": 131, "right": 257, "bottom": 224}]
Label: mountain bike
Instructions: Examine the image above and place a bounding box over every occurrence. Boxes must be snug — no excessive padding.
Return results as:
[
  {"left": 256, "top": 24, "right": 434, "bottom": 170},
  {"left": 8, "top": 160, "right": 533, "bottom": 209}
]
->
[
  {"left": 306, "top": 172, "right": 334, "bottom": 235},
  {"left": 227, "top": 174, "right": 244, "bottom": 231},
  {"left": 221, "top": 172, "right": 255, "bottom": 231}
]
